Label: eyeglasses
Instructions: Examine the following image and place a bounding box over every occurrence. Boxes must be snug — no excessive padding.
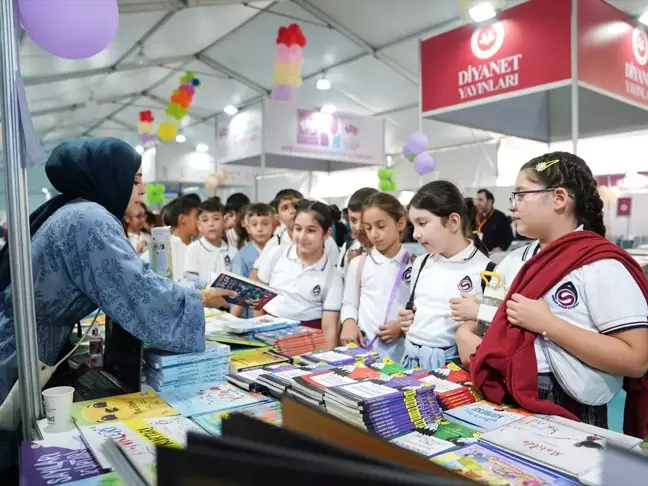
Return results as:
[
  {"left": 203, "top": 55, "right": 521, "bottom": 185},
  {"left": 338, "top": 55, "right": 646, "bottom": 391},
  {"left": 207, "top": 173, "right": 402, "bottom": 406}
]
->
[{"left": 508, "top": 189, "right": 557, "bottom": 209}]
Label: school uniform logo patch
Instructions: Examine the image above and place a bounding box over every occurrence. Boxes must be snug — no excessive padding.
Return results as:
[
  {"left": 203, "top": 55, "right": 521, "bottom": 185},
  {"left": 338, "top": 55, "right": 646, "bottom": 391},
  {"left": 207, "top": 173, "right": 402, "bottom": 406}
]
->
[
  {"left": 224, "top": 255, "right": 231, "bottom": 267},
  {"left": 402, "top": 267, "right": 412, "bottom": 284},
  {"left": 311, "top": 285, "right": 321, "bottom": 297},
  {"left": 552, "top": 281, "right": 579, "bottom": 309},
  {"left": 458, "top": 275, "right": 473, "bottom": 292}
]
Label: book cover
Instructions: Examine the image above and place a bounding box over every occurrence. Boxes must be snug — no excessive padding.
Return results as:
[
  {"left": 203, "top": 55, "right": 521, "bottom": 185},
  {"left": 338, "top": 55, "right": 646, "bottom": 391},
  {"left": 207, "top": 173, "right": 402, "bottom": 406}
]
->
[
  {"left": 389, "top": 421, "right": 482, "bottom": 458},
  {"left": 211, "top": 272, "right": 278, "bottom": 310},
  {"left": 432, "top": 443, "right": 576, "bottom": 485},
  {"left": 444, "top": 401, "right": 530, "bottom": 431},
  {"left": 226, "top": 315, "right": 301, "bottom": 335},
  {"left": 193, "top": 400, "right": 282, "bottom": 436},
  {"left": 20, "top": 435, "right": 102, "bottom": 486},
  {"left": 227, "top": 367, "right": 272, "bottom": 391},
  {"left": 144, "top": 341, "right": 230, "bottom": 370},
  {"left": 79, "top": 415, "right": 202, "bottom": 470},
  {"left": 205, "top": 331, "right": 267, "bottom": 348},
  {"left": 71, "top": 391, "right": 178, "bottom": 427},
  {"left": 229, "top": 350, "right": 289, "bottom": 372},
  {"left": 256, "top": 363, "right": 332, "bottom": 391},
  {"left": 146, "top": 360, "right": 229, "bottom": 382},
  {"left": 158, "top": 382, "right": 271, "bottom": 417},
  {"left": 253, "top": 326, "right": 321, "bottom": 345},
  {"left": 297, "top": 343, "right": 378, "bottom": 366}
]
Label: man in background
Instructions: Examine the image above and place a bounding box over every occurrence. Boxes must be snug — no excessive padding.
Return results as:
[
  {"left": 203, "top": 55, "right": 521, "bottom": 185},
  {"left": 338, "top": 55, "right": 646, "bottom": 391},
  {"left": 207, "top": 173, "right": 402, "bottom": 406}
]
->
[{"left": 474, "top": 189, "right": 513, "bottom": 252}]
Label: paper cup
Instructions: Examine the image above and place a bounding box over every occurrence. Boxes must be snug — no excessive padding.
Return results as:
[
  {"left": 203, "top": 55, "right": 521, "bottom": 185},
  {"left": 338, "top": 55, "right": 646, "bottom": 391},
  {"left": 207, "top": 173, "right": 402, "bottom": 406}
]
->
[{"left": 42, "top": 386, "right": 74, "bottom": 431}]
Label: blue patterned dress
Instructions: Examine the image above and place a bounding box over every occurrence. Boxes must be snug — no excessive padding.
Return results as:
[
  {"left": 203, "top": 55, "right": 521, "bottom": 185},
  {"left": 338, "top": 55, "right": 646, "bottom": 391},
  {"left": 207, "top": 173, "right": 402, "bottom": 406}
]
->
[{"left": 0, "top": 199, "right": 205, "bottom": 415}]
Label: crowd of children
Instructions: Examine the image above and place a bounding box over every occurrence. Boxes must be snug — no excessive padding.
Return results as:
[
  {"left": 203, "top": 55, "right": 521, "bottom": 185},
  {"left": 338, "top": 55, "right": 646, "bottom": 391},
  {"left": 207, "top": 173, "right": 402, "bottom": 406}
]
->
[{"left": 123, "top": 152, "right": 648, "bottom": 431}]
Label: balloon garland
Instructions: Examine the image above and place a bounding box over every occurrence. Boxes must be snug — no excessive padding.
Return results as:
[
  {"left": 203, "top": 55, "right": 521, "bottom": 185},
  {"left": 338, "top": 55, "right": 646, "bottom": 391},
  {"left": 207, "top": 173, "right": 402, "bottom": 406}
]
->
[
  {"left": 145, "top": 184, "right": 166, "bottom": 205},
  {"left": 377, "top": 168, "right": 396, "bottom": 192},
  {"left": 138, "top": 110, "right": 156, "bottom": 147},
  {"left": 158, "top": 71, "right": 201, "bottom": 142},
  {"left": 272, "top": 24, "right": 307, "bottom": 102},
  {"left": 403, "top": 132, "right": 436, "bottom": 176}
]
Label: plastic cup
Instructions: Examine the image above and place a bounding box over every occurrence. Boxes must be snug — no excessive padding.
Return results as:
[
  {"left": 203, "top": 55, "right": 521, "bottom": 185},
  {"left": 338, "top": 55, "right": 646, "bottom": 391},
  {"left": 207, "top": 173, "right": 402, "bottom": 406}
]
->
[{"left": 42, "top": 386, "right": 74, "bottom": 431}]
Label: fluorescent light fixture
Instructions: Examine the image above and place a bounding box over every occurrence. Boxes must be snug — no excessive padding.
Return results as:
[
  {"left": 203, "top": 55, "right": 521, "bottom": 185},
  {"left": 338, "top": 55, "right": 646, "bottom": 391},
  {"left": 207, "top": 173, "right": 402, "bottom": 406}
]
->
[
  {"left": 175, "top": 134, "right": 186, "bottom": 143},
  {"left": 196, "top": 143, "right": 209, "bottom": 153},
  {"left": 469, "top": 2, "right": 496, "bottom": 23},
  {"left": 320, "top": 104, "right": 336, "bottom": 114},
  {"left": 317, "top": 78, "right": 331, "bottom": 90},
  {"left": 223, "top": 104, "right": 238, "bottom": 116},
  {"left": 640, "top": 11, "right": 648, "bottom": 25},
  {"left": 135, "top": 145, "right": 144, "bottom": 155}
]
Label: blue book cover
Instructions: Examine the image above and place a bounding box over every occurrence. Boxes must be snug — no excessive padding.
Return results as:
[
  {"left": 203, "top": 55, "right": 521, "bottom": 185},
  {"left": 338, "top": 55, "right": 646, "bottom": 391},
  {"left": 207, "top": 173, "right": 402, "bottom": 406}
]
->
[
  {"left": 145, "top": 341, "right": 230, "bottom": 370},
  {"left": 211, "top": 272, "right": 278, "bottom": 310}
]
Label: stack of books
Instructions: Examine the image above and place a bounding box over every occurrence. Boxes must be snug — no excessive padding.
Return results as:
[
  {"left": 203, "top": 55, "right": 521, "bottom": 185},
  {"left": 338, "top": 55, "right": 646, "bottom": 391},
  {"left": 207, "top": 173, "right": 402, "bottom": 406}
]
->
[
  {"left": 424, "top": 363, "right": 483, "bottom": 407},
  {"left": 192, "top": 399, "right": 283, "bottom": 436},
  {"left": 388, "top": 420, "right": 482, "bottom": 458},
  {"left": 443, "top": 400, "right": 530, "bottom": 432},
  {"left": 145, "top": 341, "right": 231, "bottom": 391},
  {"left": 323, "top": 372, "right": 444, "bottom": 438},
  {"left": 253, "top": 326, "right": 327, "bottom": 357},
  {"left": 229, "top": 349, "right": 289, "bottom": 373},
  {"left": 294, "top": 343, "right": 378, "bottom": 367},
  {"left": 253, "top": 363, "right": 333, "bottom": 397},
  {"left": 225, "top": 314, "right": 300, "bottom": 335}
]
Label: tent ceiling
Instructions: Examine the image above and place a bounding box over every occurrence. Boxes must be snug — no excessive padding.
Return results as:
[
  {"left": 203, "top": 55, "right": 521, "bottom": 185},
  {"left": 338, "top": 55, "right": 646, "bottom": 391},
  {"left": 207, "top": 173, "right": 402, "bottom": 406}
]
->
[{"left": 21, "top": 0, "right": 647, "bottom": 156}]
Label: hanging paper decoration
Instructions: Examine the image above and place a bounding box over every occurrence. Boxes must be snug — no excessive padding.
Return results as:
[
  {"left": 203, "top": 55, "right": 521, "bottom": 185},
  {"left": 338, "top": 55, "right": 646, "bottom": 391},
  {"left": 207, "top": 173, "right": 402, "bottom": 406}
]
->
[
  {"left": 145, "top": 183, "right": 166, "bottom": 205},
  {"left": 158, "top": 71, "right": 201, "bottom": 142},
  {"left": 377, "top": 168, "right": 396, "bottom": 192},
  {"left": 138, "top": 110, "right": 156, "bottom": 146},
  {"left": 403, "top": 131, "right": 436, "bottom": 176},
  {"left": 18, "top": 0, "right": 119, "bottom": 59},
  {"left": 271, "top": 23, "right": 307, "bottom": 102}
]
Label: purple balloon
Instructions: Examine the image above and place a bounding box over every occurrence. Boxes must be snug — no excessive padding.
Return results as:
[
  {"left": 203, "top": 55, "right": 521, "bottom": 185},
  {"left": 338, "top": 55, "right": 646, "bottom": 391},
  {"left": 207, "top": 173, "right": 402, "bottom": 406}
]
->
[
  {"left": 19, "top": 0, "right": 119, "bottom": 60},
  {"left": 271, "top": 84, "right": 296, "bottom": 102},
  {"left": 413, "top": 153, "right": 436, "bottom": 176},
  {"left": 405, "top": 131, "right": 429, "bottom": 156}
]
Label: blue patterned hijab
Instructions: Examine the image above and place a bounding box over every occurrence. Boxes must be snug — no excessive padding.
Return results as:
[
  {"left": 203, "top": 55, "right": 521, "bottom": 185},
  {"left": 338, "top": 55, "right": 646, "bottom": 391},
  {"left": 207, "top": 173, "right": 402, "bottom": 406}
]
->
[{"left": 0, "top": 137, "right": 141, "bottom": 292}]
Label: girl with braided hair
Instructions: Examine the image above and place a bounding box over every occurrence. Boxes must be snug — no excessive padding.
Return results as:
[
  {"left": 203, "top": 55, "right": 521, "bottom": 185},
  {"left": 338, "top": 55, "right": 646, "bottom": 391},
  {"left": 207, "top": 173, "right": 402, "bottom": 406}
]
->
[{"left": 457, "top": 152, "right": 648, "bottom": 432}]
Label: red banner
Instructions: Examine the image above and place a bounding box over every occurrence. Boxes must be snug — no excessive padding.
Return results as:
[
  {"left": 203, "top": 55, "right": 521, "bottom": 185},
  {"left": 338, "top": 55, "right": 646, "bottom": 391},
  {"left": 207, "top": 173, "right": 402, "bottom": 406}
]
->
[
  {"left": 579, "top": 0, "right": 648, "bottom": 109},
  {"left": 617, "top": 197, "right": 632, "bottom": 217},
  {"left": 420, "top": 0, "right": 571, "bottom": 114}
]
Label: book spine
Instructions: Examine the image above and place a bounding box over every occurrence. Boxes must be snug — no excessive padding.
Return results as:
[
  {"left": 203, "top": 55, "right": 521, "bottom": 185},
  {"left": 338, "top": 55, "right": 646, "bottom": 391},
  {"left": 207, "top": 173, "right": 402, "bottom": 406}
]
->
[
  {"left": 150, "top": 361, "right": 230, "bottom": 380},
  {"left": 147, "top": 350, "right": 230, "bottom": 369}
]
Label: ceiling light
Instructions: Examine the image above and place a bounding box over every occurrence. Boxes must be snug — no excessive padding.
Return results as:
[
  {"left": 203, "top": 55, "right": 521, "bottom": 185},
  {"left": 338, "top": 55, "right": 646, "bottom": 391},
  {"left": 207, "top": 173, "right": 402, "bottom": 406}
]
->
[
  {"left": 223, "top": 104, "right": 238, "bottom": 116},
  {"left": 135, "top": 145, "right": 144, "bottom": 155},
  {"left": 175, "top": 134, "right": 186, "bottom": 143},
  {"left": 468, "top": 2, "right": 496, "bottom": 23},
  {"left": 640, "top": 11, "right": 648, "bottom": 25},
  {"left": 317, "top": 78, "right": 331, "bottom": 90},
  {"left": 320, "top": 104, "right": 336, "bottom": 114},
  {"left": 196, "top": 143, "right": 209, "bottom": 153}
]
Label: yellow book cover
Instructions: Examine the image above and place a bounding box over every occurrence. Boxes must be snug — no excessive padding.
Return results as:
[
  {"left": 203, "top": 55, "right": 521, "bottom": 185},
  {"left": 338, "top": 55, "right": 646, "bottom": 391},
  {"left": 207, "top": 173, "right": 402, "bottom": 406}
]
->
[
  {"left": 229, "top": 351, "right": 289, "bottom": 372},
  {"left": 72, "top": 391, "right": 179, "bottom": 427}
]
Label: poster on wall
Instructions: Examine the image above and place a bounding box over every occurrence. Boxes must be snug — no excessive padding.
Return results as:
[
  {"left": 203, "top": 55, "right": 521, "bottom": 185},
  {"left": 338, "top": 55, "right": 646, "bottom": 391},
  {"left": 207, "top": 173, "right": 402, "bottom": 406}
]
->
[
  {"left": 579, "top": 0, "right": 648, "bottom": 110},
  {"left": 617, "top": 197, "right": 632, "bottom": 216},
  {"left": 263, "top": 98, "right": 384, "bottom": 165},
  {"left": 420, "top": 0, "right": 570, "bottom": 115},
  {"left": 215, "top": 104, "right": 262, "bottom": 163}
]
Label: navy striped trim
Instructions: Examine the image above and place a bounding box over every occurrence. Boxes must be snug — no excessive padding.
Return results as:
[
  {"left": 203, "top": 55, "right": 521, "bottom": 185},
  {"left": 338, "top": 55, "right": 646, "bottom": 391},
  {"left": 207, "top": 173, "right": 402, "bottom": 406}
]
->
[{"left": 601, "top": 321, "right": 648, "bottom": 335}]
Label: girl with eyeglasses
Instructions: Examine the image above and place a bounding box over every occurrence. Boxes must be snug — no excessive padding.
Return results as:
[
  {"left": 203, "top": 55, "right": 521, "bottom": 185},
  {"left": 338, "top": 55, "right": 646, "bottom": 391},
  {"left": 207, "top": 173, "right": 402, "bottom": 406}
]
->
[{"left": 455, "top": 152, "right": 648, "bottom": 436}]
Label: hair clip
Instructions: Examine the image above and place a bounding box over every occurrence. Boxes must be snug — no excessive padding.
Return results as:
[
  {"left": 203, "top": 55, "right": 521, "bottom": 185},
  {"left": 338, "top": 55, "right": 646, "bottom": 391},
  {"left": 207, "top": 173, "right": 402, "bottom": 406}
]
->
[{"left": 535, "top": 159, "right": 560, "bottom": 172}]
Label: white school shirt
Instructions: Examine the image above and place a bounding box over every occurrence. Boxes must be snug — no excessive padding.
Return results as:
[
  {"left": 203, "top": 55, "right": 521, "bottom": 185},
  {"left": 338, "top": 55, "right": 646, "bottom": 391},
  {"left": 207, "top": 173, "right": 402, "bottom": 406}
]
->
[
  {"left": 225, "top": 228, "right": 239, "bottom": 248},
  {"left": 128, "top": 231, "right": 151, "bottom": 263},
  {"left": 253, "top": 229, "right": 340, "bottom": 271},
  {"left": 337, "top": 239, "right": 362, "bottom": 280},
  {"left": 341, "top": 246, "right": 413, "bottom": 339},
  {"left": 406, "top": 243, "right": 493, "bottom": 349},
  {"left": 170, "top": 235, "right": 188, "bottom": 286},
  {"left": 258, "top": 244, "right": 344, "bottom": 322},
  {"left": 184, "top": 237, "right": 238, "bottom": 287}
]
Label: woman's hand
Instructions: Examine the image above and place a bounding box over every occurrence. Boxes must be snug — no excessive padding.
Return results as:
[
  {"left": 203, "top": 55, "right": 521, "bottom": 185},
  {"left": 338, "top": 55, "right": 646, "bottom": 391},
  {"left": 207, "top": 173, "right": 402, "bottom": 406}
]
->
[
  {"left": 201, "top": 288, "right": 238, "bottom": 309},
  {"left": 506, "top": 293, "right": 553, "bottom": 333},
  {"left": 340, "top": 320, "right": 365, "bottom": 346},
  {"left": 376, "top": 320, "right": 402, "bottom": 344},
  {"left": 449, "top": 295, "right": 480, "bottom": 322},
  {"left": 398, "top": 307, "right": 416, "bottom": 333},
  {"left": 136, "top": 240, "right": 148, "bottom": 255}
]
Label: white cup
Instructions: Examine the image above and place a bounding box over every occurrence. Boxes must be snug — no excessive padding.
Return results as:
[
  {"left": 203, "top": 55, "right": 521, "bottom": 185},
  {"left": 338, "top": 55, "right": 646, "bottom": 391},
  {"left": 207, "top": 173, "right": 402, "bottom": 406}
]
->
[{"left": 42, "top": 386, "right": 75, "bottom": 431}]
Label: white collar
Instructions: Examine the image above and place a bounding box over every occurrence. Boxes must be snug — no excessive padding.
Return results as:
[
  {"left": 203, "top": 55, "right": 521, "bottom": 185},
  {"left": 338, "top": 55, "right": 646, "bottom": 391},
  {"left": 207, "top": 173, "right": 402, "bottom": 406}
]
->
[
  {"left": 287, "top": 245, "right": 328, "bottom": 271},
  {"left": 436, "top": 242, "right": 478, "bottom": 263},
  {"left": 369, "top": 245, "right": 408, "bottom": 265},
  {"left": 200, "top": 237, "right": 228, "bottom": 253}
]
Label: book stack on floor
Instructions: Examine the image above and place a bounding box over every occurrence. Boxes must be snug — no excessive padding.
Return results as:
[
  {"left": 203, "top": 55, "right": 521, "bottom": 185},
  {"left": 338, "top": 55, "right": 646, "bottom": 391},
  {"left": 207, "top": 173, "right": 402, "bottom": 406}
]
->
[
  {"left": 253, "top": 325, "right": 327, "bottom": 357},
  {"left": 323, "top": 372, "right": 444, "bottom": 438},
  {"left": 294, "top": 343, "right": 378, "bottom": 367},
  {"left": 145, "top": 341, "right": 231, "bottom": 391}
]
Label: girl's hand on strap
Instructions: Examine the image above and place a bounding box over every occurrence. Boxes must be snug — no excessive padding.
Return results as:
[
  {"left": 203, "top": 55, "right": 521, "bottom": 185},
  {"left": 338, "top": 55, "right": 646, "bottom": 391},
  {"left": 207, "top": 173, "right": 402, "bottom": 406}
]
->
[
  {"left": 376, "top": 320, "right": 402, "bottom": 344},
  {"left": 340, "top": 320, "right": 365, "bottom": 346},
  {"left": 506, "top": 293, "right": 553, "bottom": 333},
  {"left": 450, "top": 295, "right": 480, "bottom": 322},
  {"left": 398, "top": 307, "right": 416, "bottom": 333}
]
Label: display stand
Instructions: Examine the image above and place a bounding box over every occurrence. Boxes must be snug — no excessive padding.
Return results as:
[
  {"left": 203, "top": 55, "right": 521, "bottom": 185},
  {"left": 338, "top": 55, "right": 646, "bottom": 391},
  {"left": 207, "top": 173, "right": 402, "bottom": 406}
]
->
[
  {"left": 0, "top": 1, "right": 43, "bottom": 439},
  {"left": 419, "top": 0, "right": 648, "bottom": 156}
]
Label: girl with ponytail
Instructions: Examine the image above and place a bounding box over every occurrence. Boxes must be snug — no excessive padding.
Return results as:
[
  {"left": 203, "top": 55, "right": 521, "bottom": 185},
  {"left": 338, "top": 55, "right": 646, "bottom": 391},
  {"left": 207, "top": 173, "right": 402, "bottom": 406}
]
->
[
  {"left": 462, "top": 152, "right": 648, "bottom": 434},
  {"left": 396, "top": 181, "right": 494, "bottom": 371}
]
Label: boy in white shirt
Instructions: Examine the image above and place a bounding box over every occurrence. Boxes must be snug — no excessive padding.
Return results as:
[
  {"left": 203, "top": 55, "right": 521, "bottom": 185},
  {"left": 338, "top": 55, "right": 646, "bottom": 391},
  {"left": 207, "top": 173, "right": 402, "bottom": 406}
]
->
[{"left": 183, "top": 197, "right": 237, "bottom": 289}]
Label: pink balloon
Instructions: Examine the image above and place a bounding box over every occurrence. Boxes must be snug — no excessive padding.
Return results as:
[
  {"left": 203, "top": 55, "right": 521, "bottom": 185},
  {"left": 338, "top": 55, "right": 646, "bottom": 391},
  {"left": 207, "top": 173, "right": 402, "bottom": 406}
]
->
[{"left": 19, "top": 0, "right": 119, "bottom": 60}]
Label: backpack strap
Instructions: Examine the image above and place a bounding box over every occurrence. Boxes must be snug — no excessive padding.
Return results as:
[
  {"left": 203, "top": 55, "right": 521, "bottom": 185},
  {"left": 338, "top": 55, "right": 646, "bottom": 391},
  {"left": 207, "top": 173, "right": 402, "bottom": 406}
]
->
[
  {"left": 480, "top": 261, "right": 497, "bottom": 292},
  {"left": 406, "top": 254, "right": 432, "bottom": 310}
]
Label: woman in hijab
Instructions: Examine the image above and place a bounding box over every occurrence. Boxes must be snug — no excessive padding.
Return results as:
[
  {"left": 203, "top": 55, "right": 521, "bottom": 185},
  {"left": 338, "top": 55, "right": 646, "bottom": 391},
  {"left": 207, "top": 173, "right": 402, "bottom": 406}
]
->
[{"left": 0, "top": 138, "right": 235, "bottom": 426}]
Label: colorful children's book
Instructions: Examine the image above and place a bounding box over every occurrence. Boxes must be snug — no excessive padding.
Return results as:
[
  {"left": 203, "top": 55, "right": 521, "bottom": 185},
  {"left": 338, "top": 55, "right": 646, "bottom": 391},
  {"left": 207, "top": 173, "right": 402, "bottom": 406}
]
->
[
  {"left": 20, "top": 435, "right": 102, "bottom": 486},
  {"left": 225, "top": 314, "right": 300, "bottom": 335},
  {"left": 192, "top": 400, "right": 283, "bottom": 436},
  {"left": 144, "top": 341, "right": 230, "bottom": 370},
  {"left": 388, "top": 420, "right": 481, "bottom": 458},
  {"left": 62, "top": 464, "right": 157, "bottom": 486},
  {"left": 229, "top": 349, "right": 289, "bottom": 372},
  {"left": 158, "top": 382, "right": 272, "bottom": 417},
  {"left": 432, "top": 443, "right": 576, "bottom": 485},
  {"left": 79, "top": 415, "right": 202, "bottom": 470},
  {"left": 296, "top": 343, "right": 378, "bottom": 366},
  {"left": 210, "top": 272, "right": 279, "bottom": 310},
  {"left": 205, "top": 331, "right": 267, "bottom": 348},
  {"left": 71, "top": 391, "right": 178, "bottom": 427},
  {"left": 444, "top": 400, "right": 530, "bottom": 431}
]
